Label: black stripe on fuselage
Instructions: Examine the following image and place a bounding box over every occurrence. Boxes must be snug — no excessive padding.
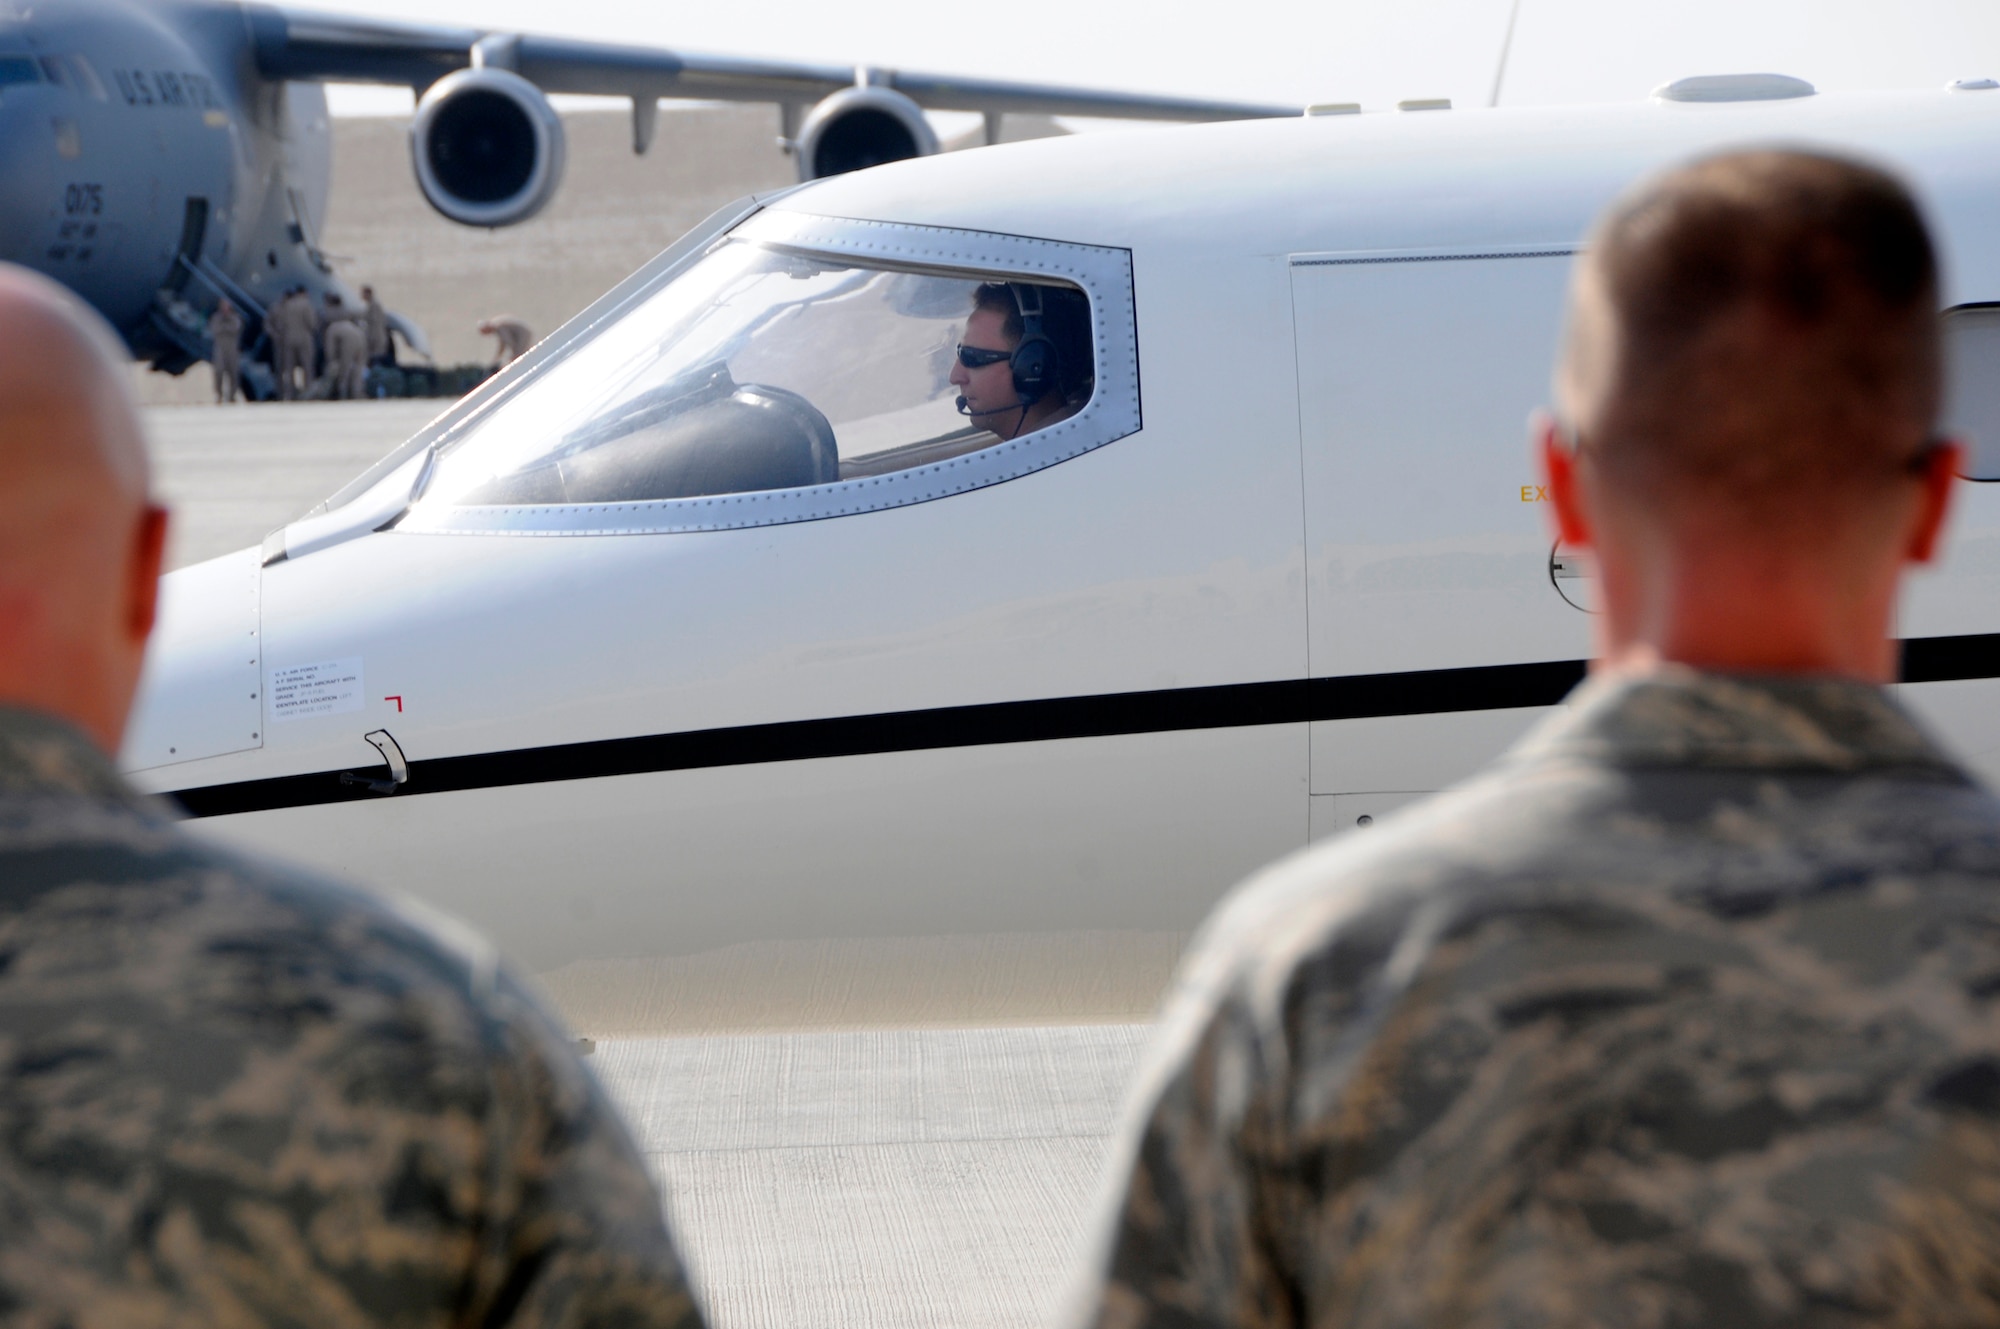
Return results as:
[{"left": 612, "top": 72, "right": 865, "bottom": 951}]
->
[
  {"left": 165, "top": 634, "right": 2000, "bottom": 818},
  {"left": 1899, "top": 632, "right": 2000, "bottom": 684}
]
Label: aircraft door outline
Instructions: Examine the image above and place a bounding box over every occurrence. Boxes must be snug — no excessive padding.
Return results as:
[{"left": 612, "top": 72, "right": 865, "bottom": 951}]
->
[{"left": 1290, "top": 246, "right": 1587, "bottom": 804}]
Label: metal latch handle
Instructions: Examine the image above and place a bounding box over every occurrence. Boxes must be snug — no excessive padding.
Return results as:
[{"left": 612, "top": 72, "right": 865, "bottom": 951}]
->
[{"left": 340, "top": 729, "right": 408, "bottom": 795}]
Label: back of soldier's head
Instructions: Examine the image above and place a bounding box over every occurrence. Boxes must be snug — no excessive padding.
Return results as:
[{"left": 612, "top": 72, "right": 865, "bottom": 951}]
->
[
  {"left": 0, "top": 263, "right": 164, "bottom": 753},
  {"left": 0, "top": 265, "right": 147, "bottom": 510},
  {"left": 1561, "top": 150, "right": 1940, "bottom": 533}
]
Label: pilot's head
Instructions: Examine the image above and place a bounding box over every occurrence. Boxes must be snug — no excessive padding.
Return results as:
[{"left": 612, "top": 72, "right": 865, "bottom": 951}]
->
[
  {"left": 949, "top": 282, "right": 1091, "bottom": 441},
  {"left": 360, "top": 285, "right": 375, "bottom": 303}
]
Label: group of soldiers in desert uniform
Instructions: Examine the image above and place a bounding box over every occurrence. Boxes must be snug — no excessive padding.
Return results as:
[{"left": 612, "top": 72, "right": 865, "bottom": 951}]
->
[
  {"left": 204, "top": 284, "right": 392, "bottom": 403},
  {"left": 206, "top": 289, "right": 532, "bottom": 403}
]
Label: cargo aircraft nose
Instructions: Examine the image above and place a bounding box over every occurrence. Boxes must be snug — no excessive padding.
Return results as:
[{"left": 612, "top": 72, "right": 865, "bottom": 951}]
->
[{"left": 0, "top": 70, "right": 60, "bottom": 268}]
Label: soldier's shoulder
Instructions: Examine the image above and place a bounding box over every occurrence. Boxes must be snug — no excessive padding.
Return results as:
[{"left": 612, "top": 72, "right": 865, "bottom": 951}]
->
[
  {"left": 1167, "top": 769, "right": 1559, "bottom": 1021},
  {"left": 1171, "top": 746, "right": 2000, "bottom": 1046},
  {"left": 0, "top": 785, "right": 522, "bottom": 1041},
  {"left": 1257, "top": 762, "right": 1580, "bottom": 919},
  {"left": 203, "top": 837, "right": 520, "bottom": 1020},
  {"left": 1859, "top": 761, "right": 2000, "bottom": 840}
]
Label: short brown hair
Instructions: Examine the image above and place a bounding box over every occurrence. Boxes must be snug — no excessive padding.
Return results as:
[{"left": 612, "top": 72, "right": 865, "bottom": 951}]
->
[
  {"left": 1562, "top": 149, "right": 1941, "bottom": 514},
  {"left": 973, "top": 282, "right": 1026, "bottom": 342}
]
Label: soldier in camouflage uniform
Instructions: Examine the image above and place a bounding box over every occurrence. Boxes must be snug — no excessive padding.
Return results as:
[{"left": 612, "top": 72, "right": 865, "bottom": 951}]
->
[
  {"left": 1073, "top": 153, "right": 1998, "bottom": 1327},
  {"left": 0, "top": 263, "right": 706, "bottom": 1324}
]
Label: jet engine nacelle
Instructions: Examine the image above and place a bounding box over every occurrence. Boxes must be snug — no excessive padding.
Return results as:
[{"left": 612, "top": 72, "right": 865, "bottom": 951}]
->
[
  {"left": 411, "top": 68, "right": 567, "bottom": 228},
  {"left": 796, "top": 87, "right": 940, "bottom": 181}
]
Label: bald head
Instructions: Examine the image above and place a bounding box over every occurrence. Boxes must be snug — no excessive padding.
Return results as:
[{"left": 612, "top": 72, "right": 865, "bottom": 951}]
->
[
  {"left": 1560, "top": 150, "right": 1941, "bottom": 521},
  {"left": 0, "top": 266, "right": 148, "bottom": 495},
  {"left": 0, "top": 263, "right": 167, "bottom": 754}
]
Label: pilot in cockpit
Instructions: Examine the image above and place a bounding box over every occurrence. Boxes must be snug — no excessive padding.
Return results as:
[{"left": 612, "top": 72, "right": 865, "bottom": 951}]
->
[{"left": 949, "top": 282, "right": 1092, "bottom": 442}]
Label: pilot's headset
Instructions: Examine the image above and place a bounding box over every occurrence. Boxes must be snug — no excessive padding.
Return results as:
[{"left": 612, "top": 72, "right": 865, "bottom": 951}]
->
[{"left": 1006, "top": 283, "right": 1061, "bottom": 406}]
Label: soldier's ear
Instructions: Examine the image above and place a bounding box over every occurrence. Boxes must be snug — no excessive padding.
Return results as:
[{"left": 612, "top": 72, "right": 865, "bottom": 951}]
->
[
  {"left": 125, "top": 505, "right": 168, "bottom": 643},
  {"left": 1536, "top": 413, "right": 1593, "bottom": 550},
  {"left": 1905, "top": 437, "right": 1962, "bottom": 566}
]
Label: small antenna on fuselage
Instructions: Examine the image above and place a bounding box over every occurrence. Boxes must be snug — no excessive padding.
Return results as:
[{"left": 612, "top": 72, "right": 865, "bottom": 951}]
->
[{"left": 1488, "top": 0, "right": 1525, "bottom": 108}]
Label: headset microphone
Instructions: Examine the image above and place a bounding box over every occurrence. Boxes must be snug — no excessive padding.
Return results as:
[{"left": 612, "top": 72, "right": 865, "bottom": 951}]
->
[{"left": 953, "top": 392, "right": 1027, "bottom": 416}]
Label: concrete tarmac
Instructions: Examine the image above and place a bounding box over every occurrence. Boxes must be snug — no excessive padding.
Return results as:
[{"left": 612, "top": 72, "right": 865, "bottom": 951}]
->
[
  {"left": 146, "top": 400, "right": 442, "bottom": 568},
  {"left": 599, "top": 1025, "right": 1151, "bottom": 1329}
]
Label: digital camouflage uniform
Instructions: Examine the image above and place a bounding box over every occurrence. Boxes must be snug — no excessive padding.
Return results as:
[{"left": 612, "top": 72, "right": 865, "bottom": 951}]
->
[
  {"left": 0, "top": 707, "right": 704, "bottom": 1328},
  {"left": 1078, "top": 666, "right": 2000, "bottom": 1329}
]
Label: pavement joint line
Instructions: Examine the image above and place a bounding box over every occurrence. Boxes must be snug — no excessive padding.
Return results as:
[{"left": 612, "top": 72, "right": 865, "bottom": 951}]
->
[{"left": 638, "top": 1128, "right": 1123, "bottom": 1159}]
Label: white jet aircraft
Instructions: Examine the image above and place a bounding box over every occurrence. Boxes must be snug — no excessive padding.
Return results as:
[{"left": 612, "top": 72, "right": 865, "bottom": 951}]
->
[{"left": 121, "top": 74, "right": 2000, "bottom": 1018}]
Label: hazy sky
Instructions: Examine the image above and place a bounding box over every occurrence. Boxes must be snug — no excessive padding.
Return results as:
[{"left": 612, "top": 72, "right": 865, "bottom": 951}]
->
[{"left": 313, "top": 0, "right": 2000, "bottom": 118}]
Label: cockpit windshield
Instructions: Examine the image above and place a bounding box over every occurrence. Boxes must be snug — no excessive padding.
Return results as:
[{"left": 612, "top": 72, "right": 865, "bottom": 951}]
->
[{"left": 417, "top": 240, "right": 1097, "bottom": 512}]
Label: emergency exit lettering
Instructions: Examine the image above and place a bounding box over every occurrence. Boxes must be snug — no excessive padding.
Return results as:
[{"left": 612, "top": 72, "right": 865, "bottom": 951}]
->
[{"left": 1520, "top": 485, "right": 1548, "bottom": 503}]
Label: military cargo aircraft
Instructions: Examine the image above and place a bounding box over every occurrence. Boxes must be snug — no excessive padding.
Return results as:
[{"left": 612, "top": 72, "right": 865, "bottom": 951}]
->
[
  {"left": 0, "top": 0, "right": 1290, "bottom": 397},
  {"left": 118, "top": 76, "right": 2000, "bottom": 1009}
]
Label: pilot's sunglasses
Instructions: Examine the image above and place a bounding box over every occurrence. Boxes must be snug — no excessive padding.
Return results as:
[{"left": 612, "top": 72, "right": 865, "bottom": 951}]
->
[{"left": 956, "top": 344, "right": 1013, "bottom": 369}]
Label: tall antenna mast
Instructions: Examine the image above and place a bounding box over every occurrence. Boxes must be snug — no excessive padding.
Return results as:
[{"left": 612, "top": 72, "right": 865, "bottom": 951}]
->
[{"left": 1488, "top": 0, "right": 1525, "bottom": 108}]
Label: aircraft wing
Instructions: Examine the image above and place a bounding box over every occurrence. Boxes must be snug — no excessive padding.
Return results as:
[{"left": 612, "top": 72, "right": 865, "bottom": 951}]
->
[{"left": 244, "top": 5, "right": 1298, "bottom": 123}]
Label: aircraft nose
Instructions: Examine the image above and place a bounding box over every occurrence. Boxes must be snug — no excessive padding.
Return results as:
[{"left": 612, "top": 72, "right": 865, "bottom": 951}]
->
[
  {"left": 0, "top": 95, "right": 52, "bottom": 263},
  {"left": 120, "top": 551, "right": 268, "bottom": 775}
]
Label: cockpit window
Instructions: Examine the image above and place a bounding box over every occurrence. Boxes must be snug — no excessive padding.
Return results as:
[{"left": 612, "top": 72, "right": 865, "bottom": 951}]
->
[
  {"left": 399, "top": 211, "right": 1139, "bottom": 536},
  {"left": 1945, "top": 305, "right": 2000, "bottom": 480},
  {"left": 0, "top": 56, "right": 41, "bottom": 88},
  {"left": 65, "top": 55, "right": 108, "bottom": 102},
  {"left": 419, "top": 244, "right": 1094, "bottom": 509}
]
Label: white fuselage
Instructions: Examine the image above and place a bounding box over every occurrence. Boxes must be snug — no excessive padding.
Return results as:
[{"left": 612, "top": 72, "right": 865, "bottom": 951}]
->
[{"left": 122, "top": 88, "right": 2000, "bottom": 1005}]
